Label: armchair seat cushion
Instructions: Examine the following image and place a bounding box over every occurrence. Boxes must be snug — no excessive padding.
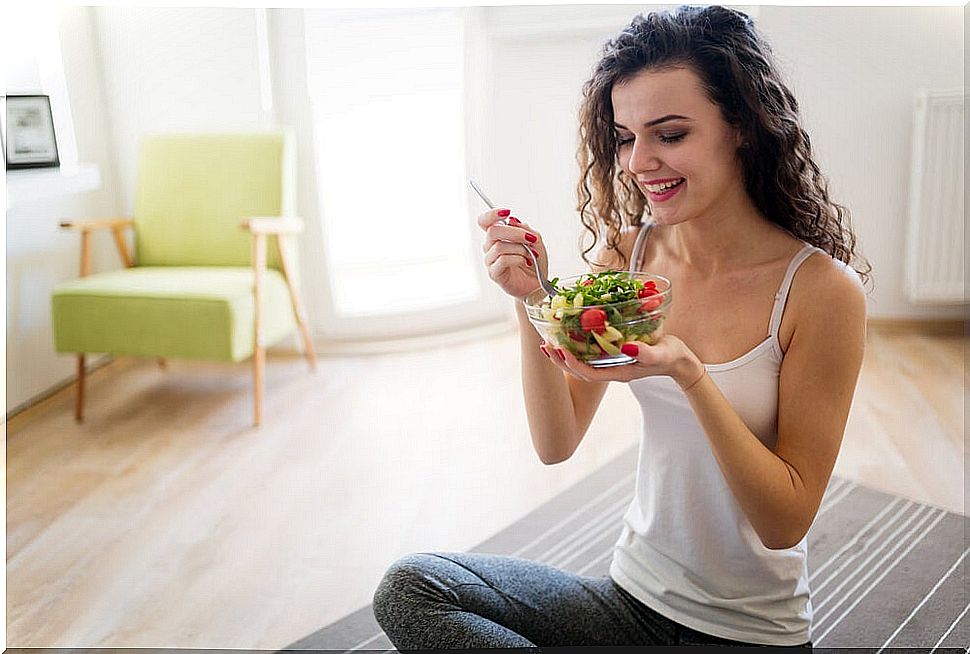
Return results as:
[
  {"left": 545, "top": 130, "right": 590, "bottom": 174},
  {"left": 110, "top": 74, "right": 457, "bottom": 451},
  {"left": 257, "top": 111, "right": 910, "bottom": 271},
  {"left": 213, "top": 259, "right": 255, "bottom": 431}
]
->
[{"left": 51, "top": 267, "right": 296, "bottom": 362}]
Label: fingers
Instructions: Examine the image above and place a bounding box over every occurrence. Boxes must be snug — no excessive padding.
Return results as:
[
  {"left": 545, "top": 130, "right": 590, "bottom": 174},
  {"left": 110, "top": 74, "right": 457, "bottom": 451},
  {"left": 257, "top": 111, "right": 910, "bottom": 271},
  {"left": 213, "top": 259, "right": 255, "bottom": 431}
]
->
[
  {"left": 476, "top": 208, "right": 512, "bottom": 231},
  {"left": 537, "top": 341, "right": 595, "bottom": 382},
  {"left": 484, "top": 241, "right": 534, "bottom": 268},
  {"left": 482, "top": 220, "right": 543, "bottom": 260},
  {"left": 620, "top": 342, "right": 641, "bottom": 359},
  {"left": 485, "top": 221, "right": 539, "bottom": 245},
  {"left": 477, "top": 207, "right": 546, "bottom": 295},
  {"left": 476, "top": 209, "right": 537, "bottom": 236},
  {"left": 483, "top": 237, "right": 541, "bottom": 269}
]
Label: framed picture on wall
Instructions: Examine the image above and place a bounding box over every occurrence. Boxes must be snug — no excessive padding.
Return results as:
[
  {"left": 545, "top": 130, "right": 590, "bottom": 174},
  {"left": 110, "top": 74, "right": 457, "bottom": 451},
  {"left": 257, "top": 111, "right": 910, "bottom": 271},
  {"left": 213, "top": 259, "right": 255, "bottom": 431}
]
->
[{"left": 3, "top": 94, "right": 60, "bottom": 169}]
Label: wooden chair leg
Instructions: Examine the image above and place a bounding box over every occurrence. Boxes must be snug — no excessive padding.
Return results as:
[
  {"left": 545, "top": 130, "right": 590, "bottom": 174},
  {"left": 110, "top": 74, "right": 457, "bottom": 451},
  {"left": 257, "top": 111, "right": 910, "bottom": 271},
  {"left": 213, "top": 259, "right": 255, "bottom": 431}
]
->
[
  {"left": 253, "top": 346, "right": 265, "bottom": 427},
  {"left": 75, "top": 355, "right": 86, "bottom": 423},
  {"left": 296, "top": 315, "right": 317, "bottom": 372},
  {"left": 252, "top": 232, "right": 267, "bottom": 428},
  {"left": 275, "top": 235, "right": 317, "bottom": 372}
]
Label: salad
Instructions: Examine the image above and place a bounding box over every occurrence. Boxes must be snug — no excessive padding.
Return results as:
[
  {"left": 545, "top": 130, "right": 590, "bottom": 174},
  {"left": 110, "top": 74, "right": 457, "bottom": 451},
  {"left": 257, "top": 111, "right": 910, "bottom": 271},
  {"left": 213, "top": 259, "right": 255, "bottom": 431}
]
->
[{"left": 534, "top": 271, "right": 669, "bottom": 360}]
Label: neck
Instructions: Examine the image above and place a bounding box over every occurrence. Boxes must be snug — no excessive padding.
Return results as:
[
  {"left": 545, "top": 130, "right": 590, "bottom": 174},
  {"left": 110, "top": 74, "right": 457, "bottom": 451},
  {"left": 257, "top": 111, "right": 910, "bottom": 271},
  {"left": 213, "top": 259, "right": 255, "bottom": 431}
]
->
[{"left": 663, "top": 191, "right": 783, "bottom": 278}]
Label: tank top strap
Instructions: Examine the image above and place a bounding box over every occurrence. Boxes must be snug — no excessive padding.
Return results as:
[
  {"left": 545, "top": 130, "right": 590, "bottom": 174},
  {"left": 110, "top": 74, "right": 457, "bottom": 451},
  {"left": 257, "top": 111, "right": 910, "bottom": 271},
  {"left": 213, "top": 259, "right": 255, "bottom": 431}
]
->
[
  {"left": 767, "top": 243, "right": 818, "bottom": 338},
  {"left": 628, "top": 222, "right": 655, "bottom": 274}
]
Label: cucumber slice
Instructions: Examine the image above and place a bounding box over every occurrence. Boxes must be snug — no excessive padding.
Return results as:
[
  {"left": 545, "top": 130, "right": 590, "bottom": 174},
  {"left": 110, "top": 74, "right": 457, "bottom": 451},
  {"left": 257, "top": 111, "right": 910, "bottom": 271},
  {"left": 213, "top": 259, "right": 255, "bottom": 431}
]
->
[{"left": 591, "top": 330, "right": 621, "bottom": 355}]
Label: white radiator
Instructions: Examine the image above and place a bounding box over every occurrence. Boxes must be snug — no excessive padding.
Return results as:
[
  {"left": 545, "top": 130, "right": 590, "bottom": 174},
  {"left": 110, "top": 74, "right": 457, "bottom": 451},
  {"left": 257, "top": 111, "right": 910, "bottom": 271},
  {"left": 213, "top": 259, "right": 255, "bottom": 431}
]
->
[{"left": 904, "top": 88, "right": 966, "bottom": 304}]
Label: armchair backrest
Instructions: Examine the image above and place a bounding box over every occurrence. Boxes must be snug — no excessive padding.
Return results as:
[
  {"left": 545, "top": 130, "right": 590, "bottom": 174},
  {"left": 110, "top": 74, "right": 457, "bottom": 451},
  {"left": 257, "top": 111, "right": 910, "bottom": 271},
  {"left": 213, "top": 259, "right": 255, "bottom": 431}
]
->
[{"left": 134, "top": 130, "right": 296, "bottom": 269}]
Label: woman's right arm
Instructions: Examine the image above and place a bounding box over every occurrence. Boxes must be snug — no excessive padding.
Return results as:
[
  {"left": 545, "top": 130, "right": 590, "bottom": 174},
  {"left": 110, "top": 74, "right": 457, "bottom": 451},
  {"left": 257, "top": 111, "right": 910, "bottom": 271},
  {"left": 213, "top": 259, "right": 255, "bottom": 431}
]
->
[
  {"left": 477, "top": 208, "right": 614, "bottom": 464},
  {"left": 514, "top": 299, "right": 609, "bottom": 464}
]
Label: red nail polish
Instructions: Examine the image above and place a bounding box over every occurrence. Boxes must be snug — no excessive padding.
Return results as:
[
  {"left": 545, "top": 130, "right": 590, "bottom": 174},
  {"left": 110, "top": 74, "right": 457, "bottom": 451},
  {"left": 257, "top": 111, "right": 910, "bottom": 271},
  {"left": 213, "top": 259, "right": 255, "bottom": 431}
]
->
[
  {"left": 621, "top": 343, "right": 639, "bottom": 357},
  {"left": 525, "top": 258, "right": 532, "bottom": 267},
  {"left": 540, "top": 343, "right": 550, "bottom": 357},
  {"left": 497, "top": 209, "right": 511, "bottom": 217},
  {"left": 508, "top": 217, "right": 521, "bottom": 225},
  {"left": 530, "top": 247, "right": 540, "bottom": 258},
  {"left": 556, "top": 349, "right": 566, "bottom": 361},
  {"left": 524, "top": 232, "right": 538, "bottom": 243}
]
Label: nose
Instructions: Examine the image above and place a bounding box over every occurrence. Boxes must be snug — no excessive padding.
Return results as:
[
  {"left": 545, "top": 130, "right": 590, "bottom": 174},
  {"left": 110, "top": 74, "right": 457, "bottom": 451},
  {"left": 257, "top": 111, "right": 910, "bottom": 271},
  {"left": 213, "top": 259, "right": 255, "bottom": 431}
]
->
[{"left": 625, "top": 138, "right": 661, "bottom": 175}]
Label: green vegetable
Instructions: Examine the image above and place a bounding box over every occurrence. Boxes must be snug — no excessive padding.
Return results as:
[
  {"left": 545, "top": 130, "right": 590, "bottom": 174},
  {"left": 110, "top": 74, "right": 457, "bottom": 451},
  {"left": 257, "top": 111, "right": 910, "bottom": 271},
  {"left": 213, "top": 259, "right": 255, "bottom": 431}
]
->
[
  {"left": 551, "top": 270, "right": 645, "bottom": 305},
  {"left": 541, "top": 271, "right": 668, "bottom": 361}
]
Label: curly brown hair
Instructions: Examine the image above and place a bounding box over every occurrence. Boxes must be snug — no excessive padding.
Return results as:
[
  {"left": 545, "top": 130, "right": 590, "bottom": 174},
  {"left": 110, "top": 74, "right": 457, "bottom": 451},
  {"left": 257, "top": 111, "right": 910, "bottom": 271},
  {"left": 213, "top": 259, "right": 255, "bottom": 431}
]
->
[{"left": 576, "top": 4, "right": 872, "bottom": 289}]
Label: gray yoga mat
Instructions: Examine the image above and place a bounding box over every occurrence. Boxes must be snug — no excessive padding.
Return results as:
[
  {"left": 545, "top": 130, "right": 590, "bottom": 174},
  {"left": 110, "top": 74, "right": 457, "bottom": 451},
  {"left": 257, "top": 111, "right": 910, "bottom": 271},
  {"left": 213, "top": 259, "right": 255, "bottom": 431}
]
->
[{"left": 287, "top": 445, "right": 969, "bottom": 652}]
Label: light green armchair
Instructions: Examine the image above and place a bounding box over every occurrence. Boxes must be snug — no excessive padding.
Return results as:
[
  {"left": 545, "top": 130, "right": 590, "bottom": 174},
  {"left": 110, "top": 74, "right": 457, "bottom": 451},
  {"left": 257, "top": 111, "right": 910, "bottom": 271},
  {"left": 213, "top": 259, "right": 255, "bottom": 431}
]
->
[{"left": 51, "top": 131, "right": 317, "bottom": 427}]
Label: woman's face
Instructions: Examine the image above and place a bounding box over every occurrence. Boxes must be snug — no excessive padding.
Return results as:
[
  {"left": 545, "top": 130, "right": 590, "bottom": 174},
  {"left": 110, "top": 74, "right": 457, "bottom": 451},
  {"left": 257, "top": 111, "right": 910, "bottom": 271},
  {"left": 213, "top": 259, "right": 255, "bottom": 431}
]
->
[{"left": 611, "top": 65, "right": 745, "bottom": 226}]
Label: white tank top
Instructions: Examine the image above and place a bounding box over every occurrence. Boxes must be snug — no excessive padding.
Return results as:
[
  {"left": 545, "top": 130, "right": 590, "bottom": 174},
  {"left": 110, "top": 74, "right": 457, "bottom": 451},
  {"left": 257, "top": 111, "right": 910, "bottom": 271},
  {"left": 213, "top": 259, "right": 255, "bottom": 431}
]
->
[{"left": 609, "top": 222, "right": 836, "bottom": 646}]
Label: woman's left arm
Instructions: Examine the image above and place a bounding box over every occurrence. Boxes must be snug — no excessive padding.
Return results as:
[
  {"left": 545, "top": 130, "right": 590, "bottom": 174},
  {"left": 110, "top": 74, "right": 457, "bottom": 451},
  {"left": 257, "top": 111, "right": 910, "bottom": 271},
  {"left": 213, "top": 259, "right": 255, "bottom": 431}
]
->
[{"left": 682, "top": 261, "right": 868, "bottom": 549}]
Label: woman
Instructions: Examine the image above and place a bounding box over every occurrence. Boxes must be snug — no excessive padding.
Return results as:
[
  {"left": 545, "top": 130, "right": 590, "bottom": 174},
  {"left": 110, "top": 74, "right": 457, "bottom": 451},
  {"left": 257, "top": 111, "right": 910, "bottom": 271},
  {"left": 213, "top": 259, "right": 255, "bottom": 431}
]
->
[{"left": 373, "top": 5, "right": 870, "bottom": 649}]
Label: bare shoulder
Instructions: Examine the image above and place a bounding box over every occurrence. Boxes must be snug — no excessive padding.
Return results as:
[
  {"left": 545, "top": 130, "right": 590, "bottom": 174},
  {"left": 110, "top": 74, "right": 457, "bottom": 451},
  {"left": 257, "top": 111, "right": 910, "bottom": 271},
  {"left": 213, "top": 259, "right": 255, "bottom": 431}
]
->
[
  {"left": 796, "top": 250, "right": 866, "bottom": 305},
  {"left": 790, "top": 249, "right": 868, "bottom": 338},
  {"left": 589, "top": 224, "right": 643, "bottom": 273}
]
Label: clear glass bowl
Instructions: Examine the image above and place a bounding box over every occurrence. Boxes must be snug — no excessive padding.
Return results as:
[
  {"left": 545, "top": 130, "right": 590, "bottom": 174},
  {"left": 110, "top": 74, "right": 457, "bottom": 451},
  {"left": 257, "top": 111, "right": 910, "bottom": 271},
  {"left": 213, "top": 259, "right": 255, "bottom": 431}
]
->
[{"left": 524, "top": 272, "right": 672, "bottom": 368}]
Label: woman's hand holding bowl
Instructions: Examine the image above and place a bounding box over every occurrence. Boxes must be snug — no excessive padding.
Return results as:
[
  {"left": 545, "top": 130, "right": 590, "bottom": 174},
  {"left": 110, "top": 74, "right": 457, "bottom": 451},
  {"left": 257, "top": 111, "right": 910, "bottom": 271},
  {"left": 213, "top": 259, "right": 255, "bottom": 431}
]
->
[{"left": 540, "top": 332, "right": 706, "bottom": 390}]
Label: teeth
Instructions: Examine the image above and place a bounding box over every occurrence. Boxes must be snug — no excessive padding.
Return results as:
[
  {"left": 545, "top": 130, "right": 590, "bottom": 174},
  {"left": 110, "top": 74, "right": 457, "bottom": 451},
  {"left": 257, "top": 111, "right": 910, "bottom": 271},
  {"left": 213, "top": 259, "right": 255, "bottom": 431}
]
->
[{"left": 646, "top": 179, "right": 684, "bottom": 193}]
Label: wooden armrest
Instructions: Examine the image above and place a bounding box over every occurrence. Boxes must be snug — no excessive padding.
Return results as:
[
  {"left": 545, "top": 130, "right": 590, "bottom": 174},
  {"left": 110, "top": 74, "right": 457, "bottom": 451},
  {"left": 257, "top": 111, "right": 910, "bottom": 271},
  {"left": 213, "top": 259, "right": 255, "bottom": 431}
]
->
[
  {"left": 60, "top": 218, "right": 135, "bottom": 232},
  {"left": 240, "top": 217, "right": 305, "bottom": 235},
  {"left": 61, "top": 218, "right": 135, "bottom": 272}
]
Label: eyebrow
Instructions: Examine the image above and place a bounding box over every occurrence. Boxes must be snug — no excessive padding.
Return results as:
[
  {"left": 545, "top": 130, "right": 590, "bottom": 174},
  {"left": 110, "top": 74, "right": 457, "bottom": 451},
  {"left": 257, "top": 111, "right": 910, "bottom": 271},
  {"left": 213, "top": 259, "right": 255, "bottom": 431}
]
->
[{"left": 613, "top": 115, "right": 692, "bottom": 130}]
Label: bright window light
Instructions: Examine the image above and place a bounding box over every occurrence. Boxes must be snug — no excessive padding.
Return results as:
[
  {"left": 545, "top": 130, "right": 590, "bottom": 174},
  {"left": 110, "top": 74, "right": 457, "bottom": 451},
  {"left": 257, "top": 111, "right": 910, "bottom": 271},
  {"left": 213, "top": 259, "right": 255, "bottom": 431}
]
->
[{"left": 304, "top": 8, "right": 480, "bottom": 318}]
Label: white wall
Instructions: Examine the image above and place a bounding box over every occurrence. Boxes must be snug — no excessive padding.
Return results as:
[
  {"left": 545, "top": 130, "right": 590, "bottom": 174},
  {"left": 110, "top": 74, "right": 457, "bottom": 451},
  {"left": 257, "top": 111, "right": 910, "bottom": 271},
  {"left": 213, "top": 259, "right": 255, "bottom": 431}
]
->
[
  {"left": 92, "top": 7, "right": 274, "bottom": 211},
  {"left": 6, "top": 7, "right": 122, "bottom": 412},
  {"left": 5, "top": 4, "right": 966, "bottom": 411}
]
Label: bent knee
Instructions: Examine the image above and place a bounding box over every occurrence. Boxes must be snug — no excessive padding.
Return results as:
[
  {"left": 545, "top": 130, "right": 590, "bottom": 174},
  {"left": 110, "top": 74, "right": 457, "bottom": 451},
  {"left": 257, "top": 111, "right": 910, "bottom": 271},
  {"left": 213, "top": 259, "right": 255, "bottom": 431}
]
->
[{"left": 372, "top": 553, "right": 445, "bottom": 620}]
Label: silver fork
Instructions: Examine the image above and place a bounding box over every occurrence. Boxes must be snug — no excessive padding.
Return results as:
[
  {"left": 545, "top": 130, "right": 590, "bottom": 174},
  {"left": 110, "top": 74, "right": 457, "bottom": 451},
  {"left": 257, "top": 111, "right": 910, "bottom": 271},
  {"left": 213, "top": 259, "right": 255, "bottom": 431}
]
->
[{"left": 469, "top": 179, "right": 558, "bottom": 298}]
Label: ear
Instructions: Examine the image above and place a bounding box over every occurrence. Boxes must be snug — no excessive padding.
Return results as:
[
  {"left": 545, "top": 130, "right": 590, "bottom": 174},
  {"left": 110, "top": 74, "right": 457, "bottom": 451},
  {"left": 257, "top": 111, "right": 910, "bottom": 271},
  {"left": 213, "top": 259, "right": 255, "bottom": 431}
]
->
[{"left": 733, "top": 127, "right": 745, "bottom": 149}]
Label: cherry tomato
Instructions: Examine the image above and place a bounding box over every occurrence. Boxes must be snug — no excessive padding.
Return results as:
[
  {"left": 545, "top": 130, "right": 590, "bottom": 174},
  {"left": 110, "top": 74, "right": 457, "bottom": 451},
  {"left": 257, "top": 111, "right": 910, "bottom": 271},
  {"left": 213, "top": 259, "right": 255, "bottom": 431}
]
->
[{"left": 580, "top": 308, "right": 608, "bottom": 334}]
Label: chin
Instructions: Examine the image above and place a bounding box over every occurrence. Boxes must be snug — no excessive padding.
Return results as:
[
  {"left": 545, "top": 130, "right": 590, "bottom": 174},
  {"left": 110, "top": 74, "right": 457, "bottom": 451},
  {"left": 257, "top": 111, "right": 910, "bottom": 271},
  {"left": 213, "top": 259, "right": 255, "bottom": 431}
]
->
[{"left": 647, "top": 209, "right": 683, "bottom": 226}]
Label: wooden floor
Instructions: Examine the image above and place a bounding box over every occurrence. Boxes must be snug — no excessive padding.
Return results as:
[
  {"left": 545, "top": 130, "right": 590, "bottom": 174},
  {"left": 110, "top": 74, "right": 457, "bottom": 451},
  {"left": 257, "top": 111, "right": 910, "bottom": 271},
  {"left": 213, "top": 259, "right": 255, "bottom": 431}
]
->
[{"left": 5, "top": 321, "right": 965, "bottom": 648}]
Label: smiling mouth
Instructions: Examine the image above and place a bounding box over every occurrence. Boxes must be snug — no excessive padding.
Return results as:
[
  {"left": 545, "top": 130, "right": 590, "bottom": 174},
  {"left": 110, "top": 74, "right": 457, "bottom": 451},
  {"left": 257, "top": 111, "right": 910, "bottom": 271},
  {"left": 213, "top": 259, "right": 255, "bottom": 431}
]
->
[
  {"left": 644, "top": 178, "right": 685, "bottom": 193},
  {"left": 643, "top": 179, "right": 685, "bottom": 202}
]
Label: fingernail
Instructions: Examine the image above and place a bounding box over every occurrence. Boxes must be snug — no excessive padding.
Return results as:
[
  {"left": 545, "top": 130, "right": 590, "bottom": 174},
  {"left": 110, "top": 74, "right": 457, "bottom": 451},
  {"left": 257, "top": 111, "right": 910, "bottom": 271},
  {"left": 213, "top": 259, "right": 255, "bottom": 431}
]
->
[
  {"left": 525, "top": 258, "right": 533, "bottom": 267},
  {"left": 529, "top": 247, "right": 540, "bottom": 258},
  {"left": 524, "top": 232, "right": 538, "bottom": 243},
  {"left": 508, "top": 216, "right": 521, "bottom": 225},
  {"left": 621, "top": 343, "right": 639, "bottom": 357},
  {"left": 497, "top": 209, "right": 511, "bottom": 217},
  {"left": 539, "top": 343, "right": 550, "bottom": 357},
  {"left": 556, "top": 349, "right": 566, "bottom": 361}
]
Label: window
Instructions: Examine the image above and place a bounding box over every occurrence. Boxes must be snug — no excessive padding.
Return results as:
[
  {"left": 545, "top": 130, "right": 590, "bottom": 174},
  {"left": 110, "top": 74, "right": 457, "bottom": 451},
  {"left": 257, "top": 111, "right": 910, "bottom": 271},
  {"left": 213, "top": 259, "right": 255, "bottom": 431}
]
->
[{"left": 304, "top": 8, "right": 484, "bottom": 323}]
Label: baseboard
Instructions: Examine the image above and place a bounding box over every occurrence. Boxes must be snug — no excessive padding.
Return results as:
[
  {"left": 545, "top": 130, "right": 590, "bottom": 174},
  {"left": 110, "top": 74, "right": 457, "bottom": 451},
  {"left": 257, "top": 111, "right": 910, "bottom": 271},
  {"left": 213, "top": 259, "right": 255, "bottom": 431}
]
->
[
  {"left": 5, "top": 354, "right": 116, "bottom": 425},
  {"left": 277, "top": 318, "right": 519, "bottom": 357},
  {"left": 866, "top": 318, "right": 967, "bottom": 336}
]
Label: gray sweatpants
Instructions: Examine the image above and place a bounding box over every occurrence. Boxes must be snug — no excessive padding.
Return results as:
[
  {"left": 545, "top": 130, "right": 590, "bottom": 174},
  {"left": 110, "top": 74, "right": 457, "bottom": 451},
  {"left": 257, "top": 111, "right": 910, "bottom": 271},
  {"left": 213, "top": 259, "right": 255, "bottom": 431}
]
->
[{"left": 372, "top": 551, "right": 813, "bottom": 650}]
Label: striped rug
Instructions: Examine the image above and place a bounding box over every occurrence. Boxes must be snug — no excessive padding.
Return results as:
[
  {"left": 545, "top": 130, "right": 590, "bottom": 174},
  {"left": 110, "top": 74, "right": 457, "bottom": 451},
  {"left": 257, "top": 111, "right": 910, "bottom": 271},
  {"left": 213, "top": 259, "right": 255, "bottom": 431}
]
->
[{"left": 288, "top": 445, "right": 968, "bottom": 652}]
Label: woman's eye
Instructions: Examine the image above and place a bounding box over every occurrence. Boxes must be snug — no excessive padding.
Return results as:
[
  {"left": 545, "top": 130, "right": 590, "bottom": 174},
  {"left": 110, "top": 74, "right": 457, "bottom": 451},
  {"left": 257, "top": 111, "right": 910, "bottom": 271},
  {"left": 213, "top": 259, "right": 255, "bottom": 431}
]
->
[{"left": 615, "top": 133, "right": 685, "bottom": 147}]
